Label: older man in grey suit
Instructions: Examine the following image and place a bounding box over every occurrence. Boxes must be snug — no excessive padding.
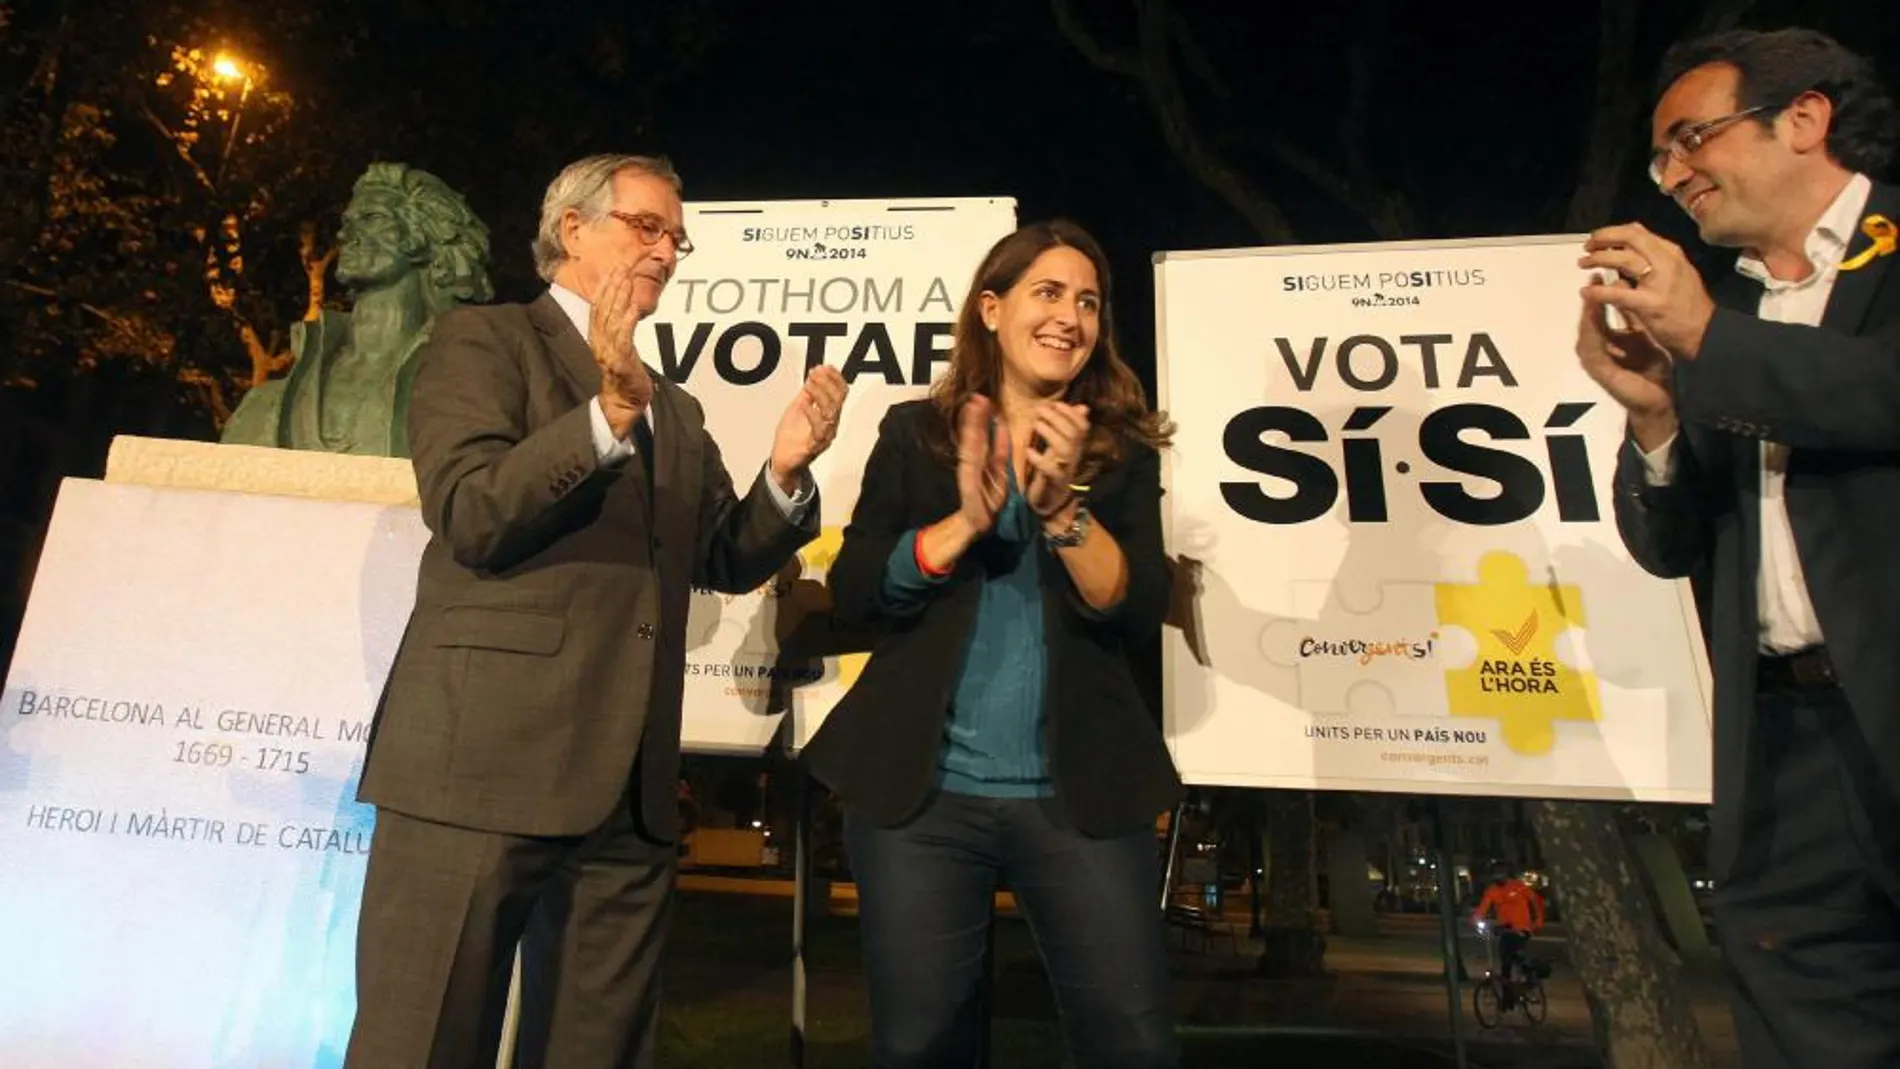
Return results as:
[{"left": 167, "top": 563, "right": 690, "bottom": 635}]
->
[{"left": 344, "top": 153, "right": 849, "bottom": 1069}]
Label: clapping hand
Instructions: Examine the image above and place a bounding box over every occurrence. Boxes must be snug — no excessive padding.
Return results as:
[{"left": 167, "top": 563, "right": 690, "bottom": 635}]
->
[
  {"left": 767, "top": 366, "right": 850, "bottom": 493},
  {"left": 954, "top": 395, "right": 1011, "bottom": 536},
  {"left": 590, "top": 262, "right": 655, "bottom": 438},
  {"left": 1023, "top": 401, "right": 1090, "bottom": 519}
]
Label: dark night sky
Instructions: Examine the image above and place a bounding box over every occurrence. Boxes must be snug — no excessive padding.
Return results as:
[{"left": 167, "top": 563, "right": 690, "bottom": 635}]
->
[
  {"left": 9, "top": 0, "right": 1900, "bottom": 413},
  {"left": 281, "top": 0, "right": 1897, "bottom": 392}
]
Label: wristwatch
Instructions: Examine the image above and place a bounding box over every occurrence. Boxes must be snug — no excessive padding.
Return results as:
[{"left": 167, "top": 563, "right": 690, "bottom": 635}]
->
[{"left": 1042, "top": 504, "right": 1091, "bottom": 548}]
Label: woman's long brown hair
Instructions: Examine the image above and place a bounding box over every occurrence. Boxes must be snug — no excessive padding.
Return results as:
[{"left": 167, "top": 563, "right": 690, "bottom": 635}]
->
[{"left": 926, "top": 219, "right": 1172, "bottom": 481}]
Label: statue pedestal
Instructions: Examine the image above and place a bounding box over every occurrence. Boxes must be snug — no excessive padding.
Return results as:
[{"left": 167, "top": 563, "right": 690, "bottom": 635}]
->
[
  {"left": 1, "top": 444, "right": 431, "bottom": 1068},
  {"left": 106, "top": 435, "right": 419, "bottom": 504}
]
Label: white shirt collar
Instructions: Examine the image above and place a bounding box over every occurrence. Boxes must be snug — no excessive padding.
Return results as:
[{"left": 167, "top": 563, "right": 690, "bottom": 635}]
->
[
  {"left": 547, "top": 281, "right": 592, "bottom": 342},
  {"left": 1735, "top": 171, "right": 1873, "bottom": 288}
]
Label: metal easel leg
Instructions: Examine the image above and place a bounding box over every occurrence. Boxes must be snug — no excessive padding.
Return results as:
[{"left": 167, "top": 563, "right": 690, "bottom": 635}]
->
[
  {"left": 789, "top": 769, "right": 812, "bottom": 1069},
  {"left": 1427, "top": 798, "right": 1470, "bottom": 1069}
]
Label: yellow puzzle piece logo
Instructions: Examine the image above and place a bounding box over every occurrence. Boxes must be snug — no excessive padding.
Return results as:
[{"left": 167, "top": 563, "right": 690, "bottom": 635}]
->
[{"left": 1433, "top": 551, "right": 1601, "bottom": 755}]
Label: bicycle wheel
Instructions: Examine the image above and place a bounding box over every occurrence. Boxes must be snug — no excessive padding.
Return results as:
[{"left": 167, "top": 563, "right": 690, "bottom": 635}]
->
[
  {"left": 1472, "top": 976, "right": 1503, "bottom": 1029},
  {"left": 1519, "top": 976, "right": 1548, "bottom": 1025}
]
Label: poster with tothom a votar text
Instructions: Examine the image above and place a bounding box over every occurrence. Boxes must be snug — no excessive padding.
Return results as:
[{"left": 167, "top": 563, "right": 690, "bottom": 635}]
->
[{"left": 633, "top": 196, "right": 1017, "bottom": 753}]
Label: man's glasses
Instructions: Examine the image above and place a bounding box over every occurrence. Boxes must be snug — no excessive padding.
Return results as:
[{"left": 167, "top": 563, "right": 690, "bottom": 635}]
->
[
  {"left": 1647, "top": 104, "right": 1779, "bottom": 187},
  {"left": 606, "top": 210, "right": 694, "bottom": 258}
]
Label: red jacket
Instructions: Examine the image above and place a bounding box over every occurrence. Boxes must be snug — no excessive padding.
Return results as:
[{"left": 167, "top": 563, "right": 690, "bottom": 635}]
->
[{"left": 1473, "top": 879, "right": 1545, "bottom": 932}]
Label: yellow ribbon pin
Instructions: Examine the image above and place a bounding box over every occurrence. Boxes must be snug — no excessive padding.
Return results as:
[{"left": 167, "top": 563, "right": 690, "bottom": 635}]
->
[{"left": 1840, "top": 213, "right": 1896, "bottom": 271}]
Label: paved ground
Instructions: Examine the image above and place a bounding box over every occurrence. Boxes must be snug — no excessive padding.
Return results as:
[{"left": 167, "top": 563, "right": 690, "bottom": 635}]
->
[
  {"left": 657, "top": 891, "right": 1742, "bottom": 1068},
  {"left": 1157, "top": 923, "right": 1738, "bottom": 1068}
]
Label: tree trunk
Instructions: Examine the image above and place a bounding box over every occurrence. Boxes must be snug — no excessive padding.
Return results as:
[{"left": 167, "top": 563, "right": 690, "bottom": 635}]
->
[
  {"left": 1259, "top": 789, "right": 1325, "bottom": 978},
  {"left": 1529, "top": 800, "right": 1712, "bottom": 1068},
  {"left": 1541, "top": 2, "right": 1746, "bottom": 1064}
]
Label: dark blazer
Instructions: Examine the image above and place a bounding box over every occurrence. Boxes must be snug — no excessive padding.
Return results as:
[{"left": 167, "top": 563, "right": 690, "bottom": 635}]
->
[
  {"left": 1612, "top": 179, "right": 1900, "bottom": 879},
  {"left": 359, "top": 292, "right": 817, "bottom": 840},
  {"left": 801, "top": 399, "right": 1183, "bottom": 838}
]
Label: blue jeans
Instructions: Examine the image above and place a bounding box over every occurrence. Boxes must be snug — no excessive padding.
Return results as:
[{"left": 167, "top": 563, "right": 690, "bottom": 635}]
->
[{"left": 843, "top": 791, "right": 1179, "bottom": 1069}]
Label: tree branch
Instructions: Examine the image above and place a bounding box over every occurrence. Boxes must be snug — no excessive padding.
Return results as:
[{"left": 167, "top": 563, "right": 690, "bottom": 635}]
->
[
  {"left": 1067, "top": 0, "right": 1419, "bottom": 243},
  {"left": 1565, "top": 0, "right": 1643, "bottom": 230},
  {"left": 7, "top": 278, "right": 128, "bottom": 328},
  {"left": 233, "top": 314, "right": 289, "bottom": 387},
  {"left": 1265, "top": 137, "right": 1357, "bottom": 220},
  {"left": 4, "top": 6, "right": 71, "bottom": 108},
  {"left": 1695, "top": 0, "right": 1759, "bottom": 34},
  {"left": 1263, "top": 40, "right": 1416, "bottom": 242},
  {"left": 298, "top": 219, "right": 334, "bottom": 322},
  {"left": 0, "top": 11, "right": 75, "bottom": 279},
  {"left": 175, "top": 367, "right": 233, "bottom": 426},
  {"left": 1133, "top": 0, "right": 1296, "bottom": 243},
  {"left": 1049, "top": 0, "right": 1141, "bottom": 79},
  {"left": 1566, "top": 0, "right": 1761, "bottom": 231},
  {"left": 133, "top": 94, "right": 216, "bottom": 194},
  {"left": 1336, "top": 27, "right": 1418, "bottom": 240},
  {"left": 1165, "top": 6, "right": 1228, "bottom": 100},
  {"left": 1053, "top": 0, "right": 1295, "bottom": 243}
]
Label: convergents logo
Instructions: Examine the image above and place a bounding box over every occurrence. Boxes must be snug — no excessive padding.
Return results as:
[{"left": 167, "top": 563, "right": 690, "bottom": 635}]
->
[
  {"left": 1279, "top": 551, "right": 1601, "bottom": 758},
  {"left": 1295, "top": 635, "right": 1436, "bottom": 666}
]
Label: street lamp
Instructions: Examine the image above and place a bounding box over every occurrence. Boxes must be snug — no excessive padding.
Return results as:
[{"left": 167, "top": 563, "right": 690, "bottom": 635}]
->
[{"left": 209, "top": 52, "right": 254, "bottom": 187}]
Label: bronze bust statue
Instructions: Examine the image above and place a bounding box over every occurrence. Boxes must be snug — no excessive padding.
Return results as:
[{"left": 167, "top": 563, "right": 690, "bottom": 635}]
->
[{"left": 222, "top": 163, "right": 492, "bottom": 457}]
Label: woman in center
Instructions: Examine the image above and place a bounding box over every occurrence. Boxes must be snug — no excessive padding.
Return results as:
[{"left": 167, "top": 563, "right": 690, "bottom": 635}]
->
[{"left": 803, "top": 219, "right": 1182, "bottom": 1068}]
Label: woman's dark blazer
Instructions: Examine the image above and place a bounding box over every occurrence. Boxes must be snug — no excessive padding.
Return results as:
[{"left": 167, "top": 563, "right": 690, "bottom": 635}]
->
[{"left": 800, "top": 398, "right": 1184, "bottom": 838}]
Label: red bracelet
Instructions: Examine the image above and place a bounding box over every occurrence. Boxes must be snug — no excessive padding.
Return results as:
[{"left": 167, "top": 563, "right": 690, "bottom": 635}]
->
[{"left": 914, "top": 529, "right": 952, "bottom": 578}]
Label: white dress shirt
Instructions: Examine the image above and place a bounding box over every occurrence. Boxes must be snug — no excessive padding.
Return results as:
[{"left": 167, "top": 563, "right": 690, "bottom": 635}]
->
[
  {"left": 547, "top": 282, "right": 814, "bottom": 521},
  {"left": 1639, "top": 172, "right": 1872, "bottom": 653}
]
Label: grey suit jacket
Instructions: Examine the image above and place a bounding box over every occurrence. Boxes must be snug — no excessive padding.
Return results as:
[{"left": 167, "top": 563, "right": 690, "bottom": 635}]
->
[
  {"left": 358, "top": 292, "right": 818, "bottom": 839},
  {"left": 1612, "top": 180, "right": 1900, "bottom": 879}
]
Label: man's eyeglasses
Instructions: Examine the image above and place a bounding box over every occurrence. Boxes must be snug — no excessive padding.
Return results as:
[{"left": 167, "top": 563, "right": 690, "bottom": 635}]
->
[
  {"left": 606, "top": 210, "right": 694, "bottom": 258},
  {"left": 1647, "top": 104, "right": 1779, "bottom": 187}
]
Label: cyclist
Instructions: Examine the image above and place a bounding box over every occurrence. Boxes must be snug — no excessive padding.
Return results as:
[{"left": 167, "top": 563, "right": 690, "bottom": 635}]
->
[{"left": 1472, "top": 863, "right": 1546, "bottom": 990}]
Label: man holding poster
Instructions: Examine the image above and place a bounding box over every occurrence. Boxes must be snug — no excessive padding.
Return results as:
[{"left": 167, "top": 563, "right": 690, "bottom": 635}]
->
[
  {"left": 1577, "top": 29, "right": 1900, "bottom": 1069},
  {"left": 344, "top": 153, "right": 847, "bottom": 1069}
]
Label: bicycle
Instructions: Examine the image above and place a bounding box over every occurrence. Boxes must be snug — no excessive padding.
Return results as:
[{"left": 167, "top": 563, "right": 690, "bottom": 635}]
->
[{"left": 1470, "top": 919, "right": 1548, "bottom": 1028}]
